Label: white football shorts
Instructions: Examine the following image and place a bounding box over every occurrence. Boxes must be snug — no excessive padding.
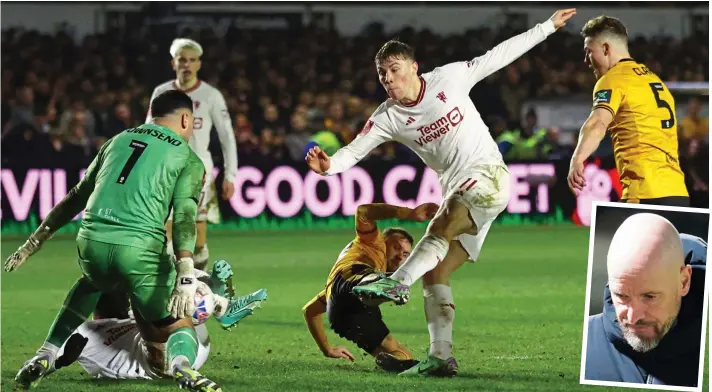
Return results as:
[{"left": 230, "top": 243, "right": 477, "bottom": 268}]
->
[{"left": 443, "top": 163, "right": 510, "bottom": 263}]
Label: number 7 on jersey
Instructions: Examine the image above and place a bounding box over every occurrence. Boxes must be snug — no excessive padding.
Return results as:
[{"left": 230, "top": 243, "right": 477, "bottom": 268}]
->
[{"left": 117, "top": 140, "right": 148, "bottom": 184}]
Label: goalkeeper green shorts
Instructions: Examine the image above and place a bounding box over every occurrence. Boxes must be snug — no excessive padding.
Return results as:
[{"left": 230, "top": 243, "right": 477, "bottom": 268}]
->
[{"left": 76, "top": 236, "right": 176, "bottom": 322}]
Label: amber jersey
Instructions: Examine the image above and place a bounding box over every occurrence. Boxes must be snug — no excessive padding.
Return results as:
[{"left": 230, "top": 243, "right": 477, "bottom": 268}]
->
[
  {"left": 591, "top": 59, "right": 687, "bottom": 201},
  {"left": 324, "top": 222, "right": 387, "bottom": 299}
]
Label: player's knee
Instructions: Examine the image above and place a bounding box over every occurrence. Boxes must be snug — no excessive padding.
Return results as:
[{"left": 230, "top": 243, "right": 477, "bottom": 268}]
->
[{"left": 426, "top": 214, "right": 456, "bottom": 240}]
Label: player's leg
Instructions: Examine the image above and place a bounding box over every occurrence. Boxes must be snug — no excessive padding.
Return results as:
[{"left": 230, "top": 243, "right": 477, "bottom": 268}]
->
[
  {"left": 353, "top": 164, "right": 510, "bottom": 305},
  {"left": 121, "top": 247, "right": 221, "bottom": 392},
  {"left": 399, "top": 240, "right": 471, "bottom": 377},
  {"left": 373, "top": 334, "right": 414, "bottom": 360},
  {"left": 327, "top": 269, "right": 416, "bottom": 371},
  {"left": 15, "top": 276, "right": 101, "bottom": 389},
  {"left": 194, "top": 178, "right": 218, "bottom": 271},
  {"left": 14, "top": 237, "right": 114, "bottom": 389},
  {"left": 194, "top": 221, "right": 209, "bottom": 270},
  {"left": 372, "top": 335, "right": 420, "bottom": 373},
  {"left": 214, "top": 288, "right": 268, "bottom": 331}
]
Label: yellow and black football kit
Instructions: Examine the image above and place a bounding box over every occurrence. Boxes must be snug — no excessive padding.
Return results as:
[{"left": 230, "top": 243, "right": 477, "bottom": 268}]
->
[
  {"left": 310, "top": 214, "right": 391, "bottom": 353},
  {"left": 592, "top": 58, "right": 688, "bottom": 205}
]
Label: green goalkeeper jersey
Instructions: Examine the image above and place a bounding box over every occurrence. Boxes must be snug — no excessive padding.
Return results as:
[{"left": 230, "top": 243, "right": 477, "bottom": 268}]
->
[{"left": 77, "top": 123, "right": 205, "bottom": 253}]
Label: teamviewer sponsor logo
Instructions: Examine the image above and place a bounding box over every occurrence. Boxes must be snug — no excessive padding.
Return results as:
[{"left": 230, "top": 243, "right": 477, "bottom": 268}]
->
[{"left": 414, "top": 107, "right": 463, "bottom": 146}]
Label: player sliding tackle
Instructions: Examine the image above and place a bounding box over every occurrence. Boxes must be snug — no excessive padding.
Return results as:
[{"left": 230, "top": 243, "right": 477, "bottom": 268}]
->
[
  {"left": 306, "top": 8, "right": 576, "bottom": 377},
  {"left": 302, "top": 202, "right": 438, "bottom": 373},
  {"left": 5, "top": 90, "right": 223, "bottom": 392}
]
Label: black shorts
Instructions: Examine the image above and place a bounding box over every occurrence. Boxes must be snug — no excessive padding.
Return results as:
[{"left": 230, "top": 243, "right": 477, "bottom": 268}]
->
[
  {"left": 623, "top": 196, "right": 690, "bottom": 207},
  {"left": 327, "top": 265, "right": 390, "bottom": 354}
]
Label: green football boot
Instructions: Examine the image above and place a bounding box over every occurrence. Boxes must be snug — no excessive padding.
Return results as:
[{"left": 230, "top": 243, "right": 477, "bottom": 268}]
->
[
  {"left": 399, "top": 353, "right": 459, "bottom": 377},
  {"left": 216, "top": 288, "right": 268, "bottom": 330},
  {"left": 351, "top": 274, "right": 410, "bottom": 305},
  {"left": 209, "top": 259, "right": 236, "bottom": 299}
]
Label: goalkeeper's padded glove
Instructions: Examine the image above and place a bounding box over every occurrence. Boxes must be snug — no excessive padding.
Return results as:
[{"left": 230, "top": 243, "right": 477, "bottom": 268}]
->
[
  {"left": 4, "top": 224, "right": 53, "bottom": 272},
  {"left": 167, "top": 257, "right": 198, "bottom": 319}
]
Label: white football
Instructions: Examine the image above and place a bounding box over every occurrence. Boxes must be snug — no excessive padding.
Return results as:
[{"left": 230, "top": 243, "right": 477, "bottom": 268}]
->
[{"left": 192, "top": 292, "right": 215, "bottom": 325}]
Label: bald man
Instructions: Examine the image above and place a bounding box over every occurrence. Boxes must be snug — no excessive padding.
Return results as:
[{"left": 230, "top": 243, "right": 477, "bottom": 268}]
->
[{"left": 584, "top": 213, "right": 707, "bottom": 387}]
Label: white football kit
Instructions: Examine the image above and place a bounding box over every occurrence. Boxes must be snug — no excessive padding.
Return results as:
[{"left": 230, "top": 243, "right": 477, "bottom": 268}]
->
[
  {"left": 56, "top": 319, "right": 210, "bottom": 380},
  {"left": 325, "top": 20, "right": 557, "bottom": 261},
  {"left": 147, "top": 80, "right": 238, "bottom": 223}
]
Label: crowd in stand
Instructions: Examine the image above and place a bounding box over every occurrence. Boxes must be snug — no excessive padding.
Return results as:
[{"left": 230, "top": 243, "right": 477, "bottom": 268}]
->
[{"left": 1, "top": 21, "right": 708, "bottom": 196}]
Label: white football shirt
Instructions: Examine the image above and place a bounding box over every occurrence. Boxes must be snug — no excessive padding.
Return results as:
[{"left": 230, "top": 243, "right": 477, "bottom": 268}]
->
[
  {"left": 147, "top": 80, "right": 238, "bottom": 183},
  {"left": 325, "top": 20, "right": 557, "bottom": 189},
  {"left": 58, "top": 319, "right": 210, "bottom": 380}
]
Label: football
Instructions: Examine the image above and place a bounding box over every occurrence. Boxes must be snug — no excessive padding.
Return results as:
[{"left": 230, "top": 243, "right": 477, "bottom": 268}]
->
[{"left": 192, "top": 292, "right": 215, "bottom": 325}]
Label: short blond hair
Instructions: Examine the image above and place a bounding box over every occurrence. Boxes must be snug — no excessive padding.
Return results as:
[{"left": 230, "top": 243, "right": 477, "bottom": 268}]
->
[{"left": 170, "top": 38, "right": 203, "bottom": 58}]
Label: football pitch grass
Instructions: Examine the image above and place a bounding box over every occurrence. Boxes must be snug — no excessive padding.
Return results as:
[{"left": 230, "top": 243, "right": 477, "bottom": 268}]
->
[{"left": 2, "top": 224, "right": 708, "bottom": 391}]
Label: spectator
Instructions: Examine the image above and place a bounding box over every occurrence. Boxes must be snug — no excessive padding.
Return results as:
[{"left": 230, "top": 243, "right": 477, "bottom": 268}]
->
[
  {"left": 59, "top": 95, "right": 97, "bottom": 140},
  {"left": 284, "top": 112, "right": 312, "bottom": 162},
  {"left": 103, "top": 102, "right": 134, "bottom": 140},
  {"left": 7, "top": 86, "right": 41, "bottom": 134},
  {"left": 680, "top": 97, "right": 708, "bottom": 142}
]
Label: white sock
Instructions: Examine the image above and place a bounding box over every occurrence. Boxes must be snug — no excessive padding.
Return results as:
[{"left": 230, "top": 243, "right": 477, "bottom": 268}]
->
[
  {"left": 390, "top": 235, "right": 449, "bottom": 286},
  {"left": 170, "top": 354, "right": 191, "bottom": 371},
  {"left": 424, "top": 284, "right": 455, "bottom": 360}
]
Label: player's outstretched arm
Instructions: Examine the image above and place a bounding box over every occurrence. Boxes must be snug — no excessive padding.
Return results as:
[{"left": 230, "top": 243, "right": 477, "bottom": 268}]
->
[
  {"left": 455, "top": 9, "right": 575, "bottom": 89},
  {"left": 4, "top": 139, "right": 113, "bottom": 272},
  {"left": 302, "top": 291, "right": 355, "bottom": 361},
  {"left": 306, "top": 115, "right": 393, "bottom": 176},
  {"left": 567, "top": 108, "right": 613, "bottom": 195},
  {"left": 353, "top": 202, "right": 438, "bottom": 241}
]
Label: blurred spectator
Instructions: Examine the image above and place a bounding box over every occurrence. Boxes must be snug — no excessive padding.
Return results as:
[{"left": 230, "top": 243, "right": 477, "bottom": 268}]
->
[
  {"left": 46, "top": 127, "right": 91, "bottom": 169},
  {"left": 59, "top": 95, "right": 97, "bottom": 140},
  {"left": 234, "top": 113, "right": 261, "bottom": 161},
  {"left": 1, "top": 123, "right": 48, "bottom": 167},
  {"left": 681, "top": 137, "right": 709, "bottom": 207},
  {"left": 498, "top": 108, "right": 559, "bottom": 161},
  {"left": 0, "top": 19, "right": 707, "bottom": 177},
  {"left": 284, "top": 112, "right": 312, "bottom": 162},
  {"left": 103, "top": 102, "right": 135, "bottom": 140},
  {"left": 7, "top": 86, "right": 42, "bottom": 133},
  {"left": 500, "top": 66, "right": 529, "bottom": 126},
  {"left": 258, "top": 127, "right": 286, "bottom": 160},
  {"left": 680, "top": 97, "right": 709, "bottom": 142}
]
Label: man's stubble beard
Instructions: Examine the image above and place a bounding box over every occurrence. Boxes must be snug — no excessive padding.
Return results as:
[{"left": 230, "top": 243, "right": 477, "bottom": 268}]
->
[{"left": 621, "top": 299, "right": 681, "bottom": 353}]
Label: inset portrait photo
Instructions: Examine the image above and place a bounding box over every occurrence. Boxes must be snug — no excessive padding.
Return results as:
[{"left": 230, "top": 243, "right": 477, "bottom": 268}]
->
[{"left": 580, "top": 202, "right": 709, "bottom": 391}]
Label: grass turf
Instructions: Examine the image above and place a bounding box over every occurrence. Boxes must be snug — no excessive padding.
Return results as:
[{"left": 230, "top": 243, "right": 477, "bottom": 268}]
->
[{"left": 1, "top": 224, "right": 707, "bottom": 391}]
